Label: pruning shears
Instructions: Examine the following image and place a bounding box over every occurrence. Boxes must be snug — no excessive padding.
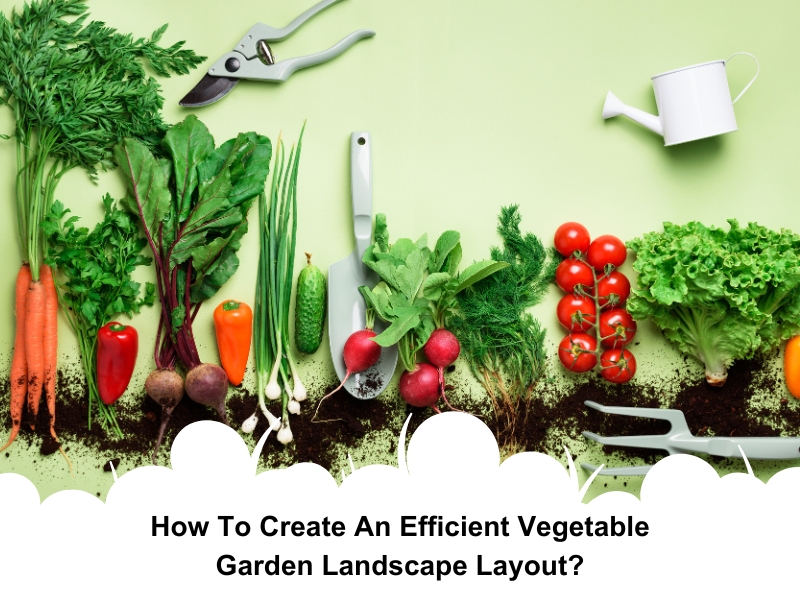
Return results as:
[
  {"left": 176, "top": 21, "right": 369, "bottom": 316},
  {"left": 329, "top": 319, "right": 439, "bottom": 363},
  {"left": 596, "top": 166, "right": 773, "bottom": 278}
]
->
[{"left": 179, "top": 0, "right": 375, "bottom": 107}]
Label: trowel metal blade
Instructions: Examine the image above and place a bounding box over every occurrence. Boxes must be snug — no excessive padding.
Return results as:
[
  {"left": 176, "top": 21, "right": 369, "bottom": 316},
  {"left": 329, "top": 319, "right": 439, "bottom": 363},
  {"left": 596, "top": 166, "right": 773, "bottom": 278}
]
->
[
  {"left": 179, "top": 74, "right": 239, "bottom": 107},
  {"left": 327, "top": 250, "right": 397, "bottom": 400}
]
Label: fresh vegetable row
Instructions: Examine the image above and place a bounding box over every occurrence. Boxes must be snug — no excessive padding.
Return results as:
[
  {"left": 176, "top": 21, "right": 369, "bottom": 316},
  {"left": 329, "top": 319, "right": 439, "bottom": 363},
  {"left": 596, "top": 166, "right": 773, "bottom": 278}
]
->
[{"left": 5, "top": 2, "right": 800, "bottom": 470}]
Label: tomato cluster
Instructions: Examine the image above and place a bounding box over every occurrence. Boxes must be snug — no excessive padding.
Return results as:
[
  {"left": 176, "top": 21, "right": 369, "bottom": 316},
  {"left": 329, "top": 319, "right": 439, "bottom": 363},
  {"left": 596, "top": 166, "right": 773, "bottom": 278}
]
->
[{"left": 554, "top": 223, "right": 637, "bottom": 384}]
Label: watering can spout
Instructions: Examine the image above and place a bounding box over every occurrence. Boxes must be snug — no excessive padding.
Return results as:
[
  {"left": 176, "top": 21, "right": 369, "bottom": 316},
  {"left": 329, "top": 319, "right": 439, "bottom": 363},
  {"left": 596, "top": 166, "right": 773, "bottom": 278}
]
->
[{"left": 602, "top": 91, "right": 663, "bottom": 137}]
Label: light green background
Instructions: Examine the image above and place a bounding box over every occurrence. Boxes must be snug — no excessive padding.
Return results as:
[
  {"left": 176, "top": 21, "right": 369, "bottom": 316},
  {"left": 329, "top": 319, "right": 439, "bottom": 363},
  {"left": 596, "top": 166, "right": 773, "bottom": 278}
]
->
[{"left": 1, "top": 0, "right": 798, "bottom": 499}]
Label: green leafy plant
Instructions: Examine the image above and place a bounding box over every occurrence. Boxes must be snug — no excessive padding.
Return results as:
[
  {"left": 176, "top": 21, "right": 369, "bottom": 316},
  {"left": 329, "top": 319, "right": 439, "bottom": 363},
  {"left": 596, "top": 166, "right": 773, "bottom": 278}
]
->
[
  {"left": 627, "top": 220, "right": 800, "bottom": 385},
  {"left": 0, "top": 0, "right": 205, "bottom": 283},
  {"left": 43, "top": 196, "right": 155, "bottom": 436},
  {"left": 451, "top": 206, "right": 555, "bottom": 439},
  {"left": 360, "top": 214, "right": 508, "bottom": 373},
  {"left": 115, "top": 115, "right": 272, "bottom": 455}
]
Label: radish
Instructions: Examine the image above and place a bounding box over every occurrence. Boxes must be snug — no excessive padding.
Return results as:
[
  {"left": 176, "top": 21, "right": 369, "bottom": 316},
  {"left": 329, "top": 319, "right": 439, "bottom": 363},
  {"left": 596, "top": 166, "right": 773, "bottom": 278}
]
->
[
  {"left": 423, "top": 328, "right": 462, "bottom": 411},
  {"left": 424, "top": 328, "right": 460, "bottom": 368},
  {"left": 312, "top": 327, "right": 381, "bottom": 422},
  {"left": 399, "top": 363, "right": 441, "bottom": 408}
]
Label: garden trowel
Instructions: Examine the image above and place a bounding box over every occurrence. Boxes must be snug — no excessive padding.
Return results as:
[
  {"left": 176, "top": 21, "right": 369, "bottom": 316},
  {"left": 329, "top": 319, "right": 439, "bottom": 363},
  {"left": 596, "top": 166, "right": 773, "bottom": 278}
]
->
[{"left": 327, "top": 132, "right": 397, "bottom": 399}]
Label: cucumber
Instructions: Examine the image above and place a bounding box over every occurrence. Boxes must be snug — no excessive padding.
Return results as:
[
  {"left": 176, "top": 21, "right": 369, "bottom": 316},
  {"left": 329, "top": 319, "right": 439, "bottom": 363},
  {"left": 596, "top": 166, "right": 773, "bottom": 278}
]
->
[{"left": 295, "top": 252, "right": 326, "bottom": 354}]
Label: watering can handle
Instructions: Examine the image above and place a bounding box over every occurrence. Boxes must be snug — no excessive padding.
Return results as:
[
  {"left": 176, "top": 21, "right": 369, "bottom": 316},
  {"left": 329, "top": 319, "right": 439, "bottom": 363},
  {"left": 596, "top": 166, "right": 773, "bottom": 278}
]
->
[{"left": 725, "top": 52, "right": 759, "bottom": 104}]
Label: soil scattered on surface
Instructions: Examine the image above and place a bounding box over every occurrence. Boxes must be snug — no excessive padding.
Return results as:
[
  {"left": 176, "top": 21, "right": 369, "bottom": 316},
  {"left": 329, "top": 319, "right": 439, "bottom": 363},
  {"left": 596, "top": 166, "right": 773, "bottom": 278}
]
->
[
  {"left": 3, "top": 356, "right": 799, "bottom": 476},
  {"left": 508, "top": 355, "right": 800, "bottom": 466},
  {"left": 1, "top": 369, "right": 432, "bottom": 474},
  {"left": 102, "top": 458, "right": 121, "bottom": 472}
]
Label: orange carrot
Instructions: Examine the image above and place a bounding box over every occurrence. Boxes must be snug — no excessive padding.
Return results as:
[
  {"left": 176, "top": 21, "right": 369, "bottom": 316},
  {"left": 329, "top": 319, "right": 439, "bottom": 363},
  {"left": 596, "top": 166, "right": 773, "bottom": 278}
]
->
[
  {"left": 40, "top": 265, "right": 58, "bottom": 440},
  {"left": 1, "top": 265, "right": 31, "bottom": 452},
  {"left": 25, "top": 277, "right": 45, "bottom": 430}
]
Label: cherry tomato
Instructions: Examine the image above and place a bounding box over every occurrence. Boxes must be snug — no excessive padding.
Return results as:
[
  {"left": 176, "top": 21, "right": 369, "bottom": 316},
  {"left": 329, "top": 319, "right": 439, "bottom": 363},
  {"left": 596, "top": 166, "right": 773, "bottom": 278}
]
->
[
  {"left": 555, "top": 258, "right": 594, "bottom": 293},
  {"left": 596, "top": 271, "right": 631, "bottom": 309},
  {"left": 554, "top": 222, "right": 591, "bottom": 257},
  {"left": 599, "top": 308, "right": 637, "bottom": 348},
  {"left": 556, "top": 293, "right": 596, "bottom": 332},
  {"left": 600, "top": 348, "right": 637, "bottom": 384},
  {"left": 558, "top": 332, "right": 597, "bottom": 372},
  {"left": 587, "top": 234, "right": 627, "bottom": 270}
]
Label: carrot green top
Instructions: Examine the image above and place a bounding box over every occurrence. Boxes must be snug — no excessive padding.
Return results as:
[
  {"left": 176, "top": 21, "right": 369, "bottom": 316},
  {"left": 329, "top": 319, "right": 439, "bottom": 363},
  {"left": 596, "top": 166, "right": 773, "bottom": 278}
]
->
[{"left": 0, "top": 0, "right": 204, "bottom": 280}]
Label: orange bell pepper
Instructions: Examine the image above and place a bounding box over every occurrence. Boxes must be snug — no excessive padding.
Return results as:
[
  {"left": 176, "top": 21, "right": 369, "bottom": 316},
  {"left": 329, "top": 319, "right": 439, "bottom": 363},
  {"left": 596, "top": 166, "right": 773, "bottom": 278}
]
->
[
  {"left": 785, "top": 335, "right": 800, "bottom": 399},
  {"left": 214, "top": 300, "right": 253, "bottom": 386}
]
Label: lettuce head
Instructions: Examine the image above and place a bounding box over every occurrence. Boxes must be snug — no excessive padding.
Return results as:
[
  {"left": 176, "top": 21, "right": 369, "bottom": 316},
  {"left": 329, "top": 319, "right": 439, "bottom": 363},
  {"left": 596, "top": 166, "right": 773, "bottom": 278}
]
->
[{"left": 627, "top": 220, "right": 800, "bottom": 385}]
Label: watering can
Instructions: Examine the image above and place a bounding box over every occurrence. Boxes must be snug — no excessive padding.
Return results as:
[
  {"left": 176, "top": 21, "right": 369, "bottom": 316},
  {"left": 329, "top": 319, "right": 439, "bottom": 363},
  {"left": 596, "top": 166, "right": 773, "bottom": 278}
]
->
[{"left": 602, "top": 53, "right": 759, "bottom": 146}]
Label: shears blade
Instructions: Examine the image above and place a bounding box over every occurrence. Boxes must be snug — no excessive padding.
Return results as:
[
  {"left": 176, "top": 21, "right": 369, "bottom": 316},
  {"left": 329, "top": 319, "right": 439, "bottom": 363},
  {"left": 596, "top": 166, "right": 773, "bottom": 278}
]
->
[{"left": 179, "top": 74, "right": 239, "bottom": 108}]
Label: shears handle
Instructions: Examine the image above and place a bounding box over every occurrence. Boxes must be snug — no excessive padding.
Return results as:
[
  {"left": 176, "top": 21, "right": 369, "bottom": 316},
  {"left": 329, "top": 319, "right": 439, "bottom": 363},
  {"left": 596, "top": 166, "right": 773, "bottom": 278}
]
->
[
  {"left": 235, "top": 0, "right": 346, "bottom": 58},
  {"left": 209, "top": 30, "right": 375, "bottom": 83}
]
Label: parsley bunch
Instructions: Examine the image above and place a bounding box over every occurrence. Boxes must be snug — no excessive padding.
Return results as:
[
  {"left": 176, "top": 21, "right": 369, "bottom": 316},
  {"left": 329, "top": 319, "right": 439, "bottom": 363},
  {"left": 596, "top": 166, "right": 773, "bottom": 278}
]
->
[
  {"left": 0, "top": 0, "right": 204, "bottom": 281},
  {"left": 43, "top": 196, "right": 155, "bottom": 436}
]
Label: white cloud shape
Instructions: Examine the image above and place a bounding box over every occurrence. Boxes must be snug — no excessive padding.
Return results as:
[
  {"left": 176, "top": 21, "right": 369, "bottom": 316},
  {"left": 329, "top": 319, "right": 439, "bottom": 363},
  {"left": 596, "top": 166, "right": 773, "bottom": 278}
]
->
[{"left": 1, "top": 413, "right": 798, "bottom": 597}]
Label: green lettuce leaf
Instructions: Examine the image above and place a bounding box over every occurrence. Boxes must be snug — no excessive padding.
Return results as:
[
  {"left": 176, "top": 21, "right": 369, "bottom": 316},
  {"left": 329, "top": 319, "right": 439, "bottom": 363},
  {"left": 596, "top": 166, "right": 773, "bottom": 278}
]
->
[{"left": 627, "top": 219, "right": 800, "bottom": 384}]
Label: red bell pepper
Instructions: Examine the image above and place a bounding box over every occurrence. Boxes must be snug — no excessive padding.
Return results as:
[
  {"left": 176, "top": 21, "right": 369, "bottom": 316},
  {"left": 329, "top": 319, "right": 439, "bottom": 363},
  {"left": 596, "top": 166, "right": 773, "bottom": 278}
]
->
[{"left": 97, "top": 322, "right": 138, "bottom": 405}]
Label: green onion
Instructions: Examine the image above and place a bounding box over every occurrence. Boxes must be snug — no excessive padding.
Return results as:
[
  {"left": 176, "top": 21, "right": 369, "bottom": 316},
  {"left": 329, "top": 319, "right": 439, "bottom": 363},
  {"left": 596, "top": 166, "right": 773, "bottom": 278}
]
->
[{"left": 249, "top": 125, "right": 306, "bottom": 443}]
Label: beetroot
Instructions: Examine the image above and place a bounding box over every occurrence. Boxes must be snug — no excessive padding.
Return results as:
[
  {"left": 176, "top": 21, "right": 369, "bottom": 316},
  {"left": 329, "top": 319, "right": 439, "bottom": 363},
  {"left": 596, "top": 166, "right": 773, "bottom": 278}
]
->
[
  {"left": 313, "top": 328, "right": 381, "bottom": 422},
  {"left": 146, "top": 368, "right": 184, "bottom": 409},
  {"left": 185, "top": 363, "right": 229, "bottom": 425},
  {"left": 399, "top": 363, "right": 440, "bottom": 408},
  {"left": 145, "top": 368, "right": 185, "bottom": 464}
]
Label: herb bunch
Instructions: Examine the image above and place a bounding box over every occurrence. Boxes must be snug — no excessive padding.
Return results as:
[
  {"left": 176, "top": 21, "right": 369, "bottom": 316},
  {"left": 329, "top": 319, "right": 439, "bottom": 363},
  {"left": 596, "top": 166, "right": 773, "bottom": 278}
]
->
[
  {"left": 0, "top": 0, "right": 205, "bottom": 280},
  {"left": 361, "top": 215, "right": 507, "bottom": 373},
  {"left": 451, "top": 205, "right": 556, "bottom": 440},
  {"left": 43, "top": 196, "right": 155, "bottom": 436}
]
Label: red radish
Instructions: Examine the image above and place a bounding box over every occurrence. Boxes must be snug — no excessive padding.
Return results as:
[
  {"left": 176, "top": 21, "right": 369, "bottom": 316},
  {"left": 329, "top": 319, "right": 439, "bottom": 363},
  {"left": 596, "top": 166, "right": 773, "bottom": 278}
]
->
[
  {"left": 399, "top": 363, "right": 441, "bottom": 408},
  {"left": 423, "top": 329, "right": 462, "bottom": 411},
  {"left": 313, "top": 328, "right": 381, "bottom": 422},
  {"left": 424, "top": 329, "right": 460, "bottom": 368}
]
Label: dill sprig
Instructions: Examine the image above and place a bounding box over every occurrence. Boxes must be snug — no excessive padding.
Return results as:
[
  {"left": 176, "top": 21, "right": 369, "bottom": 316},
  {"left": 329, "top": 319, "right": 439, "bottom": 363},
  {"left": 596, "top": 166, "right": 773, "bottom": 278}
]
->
[{"left": 451, "top": 205, "right": 556, "bottom": 441}]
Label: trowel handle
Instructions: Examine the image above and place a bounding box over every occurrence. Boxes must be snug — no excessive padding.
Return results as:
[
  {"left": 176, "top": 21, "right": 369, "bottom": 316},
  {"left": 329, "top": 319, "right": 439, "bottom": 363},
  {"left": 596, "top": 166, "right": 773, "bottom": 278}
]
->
[{"left": 350, "top": 132, "right": 373, "bottom": 267}]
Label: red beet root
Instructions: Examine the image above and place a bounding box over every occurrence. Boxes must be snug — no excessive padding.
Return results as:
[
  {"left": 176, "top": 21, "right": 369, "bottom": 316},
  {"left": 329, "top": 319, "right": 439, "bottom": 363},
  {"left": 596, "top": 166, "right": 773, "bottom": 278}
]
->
[
  {"left": 185, "top": 363, "right": 229, "bottom": 425},
  {"left": 145, "top": 368, "right": 185, "bottom": 464},
  {"left": 399, "top": 363, "right": 441, "bottom": 407}
]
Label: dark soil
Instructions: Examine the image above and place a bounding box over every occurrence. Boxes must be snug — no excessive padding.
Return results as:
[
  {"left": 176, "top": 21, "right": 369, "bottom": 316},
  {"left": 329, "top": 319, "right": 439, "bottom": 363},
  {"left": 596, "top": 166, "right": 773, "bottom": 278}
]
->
[
  {"left": 102, "top": 458, "right": 121, "bottom": 472},
  {"left": 4, "top": 355, "right": 799, "bottom": 475},
  {"left": 1, "top": 368, "right": 430, "bottom": 474},
  {"left": 509, "top": 355, "right": 800, "bottom": 466}
]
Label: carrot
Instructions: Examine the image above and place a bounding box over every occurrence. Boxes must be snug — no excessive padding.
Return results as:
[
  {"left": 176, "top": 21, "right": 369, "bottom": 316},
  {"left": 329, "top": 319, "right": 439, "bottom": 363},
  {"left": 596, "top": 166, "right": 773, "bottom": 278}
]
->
[
  {"left": 40, "top": 265, "right": 58, "bottom": 440},
  {"left": 1, "top": 265, "right": 31, "bottom": 452},
  {"left": 25, "top": 277, "right": 45, "bottom": 430}
]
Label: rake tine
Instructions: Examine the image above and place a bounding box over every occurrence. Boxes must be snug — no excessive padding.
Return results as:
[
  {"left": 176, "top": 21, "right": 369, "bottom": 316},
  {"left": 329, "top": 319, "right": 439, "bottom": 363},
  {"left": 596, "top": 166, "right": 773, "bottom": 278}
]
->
[
  {"left": 583, "top": 430, "right": 671, "bottom": 451},
  {"left": 584, "top": 400, "right": 690, "bottom": 430}
]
